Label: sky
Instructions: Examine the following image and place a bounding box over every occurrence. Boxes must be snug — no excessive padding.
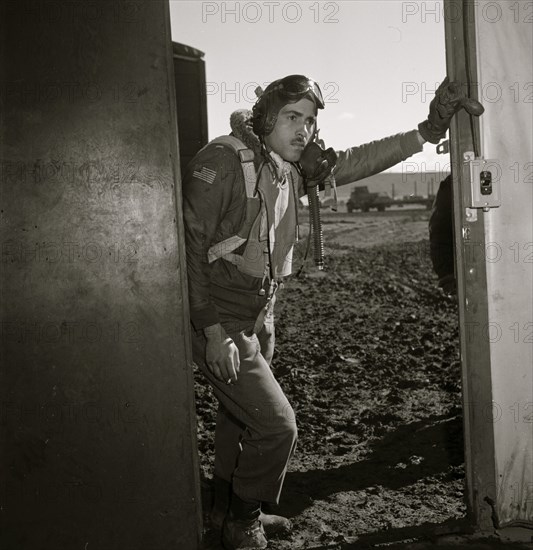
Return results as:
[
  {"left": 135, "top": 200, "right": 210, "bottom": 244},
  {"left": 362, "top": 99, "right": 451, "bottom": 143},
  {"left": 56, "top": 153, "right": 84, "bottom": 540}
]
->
[{"left": 170, "top": 0, "right": 451, "bottom": 174}]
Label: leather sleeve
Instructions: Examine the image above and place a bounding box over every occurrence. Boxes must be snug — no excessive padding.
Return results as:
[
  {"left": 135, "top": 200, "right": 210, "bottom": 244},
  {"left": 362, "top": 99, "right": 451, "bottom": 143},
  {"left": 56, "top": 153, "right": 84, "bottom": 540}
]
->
[
  {"left": 333, "top": 130, "right": 423, "bottom": 187},
  {"left": 181, "top": 145, "right": 244, "bottom": 330}
]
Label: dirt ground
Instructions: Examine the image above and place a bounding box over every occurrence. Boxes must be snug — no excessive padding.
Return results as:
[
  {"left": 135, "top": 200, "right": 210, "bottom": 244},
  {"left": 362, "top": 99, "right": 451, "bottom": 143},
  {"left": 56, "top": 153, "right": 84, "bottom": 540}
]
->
[{"left": 195, "top": 209, "right": 531, "bottom": 550}]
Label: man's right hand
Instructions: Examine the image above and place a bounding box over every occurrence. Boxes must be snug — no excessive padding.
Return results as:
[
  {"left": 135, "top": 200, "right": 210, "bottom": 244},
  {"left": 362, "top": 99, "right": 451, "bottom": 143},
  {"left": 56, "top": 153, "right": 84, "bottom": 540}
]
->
[{"left": 203, "top": 323, "right": 240, "bottom": 384}]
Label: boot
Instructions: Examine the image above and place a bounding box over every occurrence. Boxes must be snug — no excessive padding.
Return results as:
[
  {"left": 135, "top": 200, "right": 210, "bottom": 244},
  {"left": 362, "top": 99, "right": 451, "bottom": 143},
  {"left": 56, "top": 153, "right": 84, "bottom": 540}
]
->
[
  {"left": 222, "top": 493, "right": 267, "bottom": 550},
  {"left": 209, "top": 475, "right": 231, "bottom": 530},
  {"left": 217, "top": 510, "right": 291, "bottom": 537},
  {"left": 210, "top": 477, "right": 291, "bottom": 537},
  {"left": 257, "top": 511, "right": 291, "bottom": 537}
]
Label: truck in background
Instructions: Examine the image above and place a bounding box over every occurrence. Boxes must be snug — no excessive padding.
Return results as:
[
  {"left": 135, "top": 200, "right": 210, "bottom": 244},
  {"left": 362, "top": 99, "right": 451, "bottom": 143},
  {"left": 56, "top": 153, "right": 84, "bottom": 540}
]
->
[
  {"left": 346, "top": 185, "right": 435, "bottom": 212},
  {"left": 346, "top": 186, "right": 394, "bottom": 212}
]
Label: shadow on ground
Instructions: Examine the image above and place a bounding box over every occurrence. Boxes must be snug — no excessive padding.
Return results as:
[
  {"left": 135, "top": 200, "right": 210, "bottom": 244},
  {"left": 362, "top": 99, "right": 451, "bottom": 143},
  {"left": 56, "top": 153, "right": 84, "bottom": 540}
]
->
[
  {"left": 200, "top": 413, "right": 471, "bottom": 549},
  {"left": 276, "top": 414, "right": 464, "bottom": 520}
]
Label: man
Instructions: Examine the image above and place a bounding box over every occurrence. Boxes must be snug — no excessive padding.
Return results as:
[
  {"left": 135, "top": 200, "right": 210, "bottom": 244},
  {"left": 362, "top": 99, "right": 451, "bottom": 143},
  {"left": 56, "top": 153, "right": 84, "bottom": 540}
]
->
[
  {"left": 429, "top": 174, "right": 457, "bottom": 296},
  {"left": 182, "top": 75, "right": 483, "bottom": 549}
]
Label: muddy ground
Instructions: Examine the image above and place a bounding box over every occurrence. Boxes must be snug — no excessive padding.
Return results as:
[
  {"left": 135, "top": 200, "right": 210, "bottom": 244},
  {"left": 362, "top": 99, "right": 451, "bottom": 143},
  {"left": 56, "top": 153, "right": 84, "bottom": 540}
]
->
[{"left": 195, "top": 209, "right": 530, "bottom": 549}]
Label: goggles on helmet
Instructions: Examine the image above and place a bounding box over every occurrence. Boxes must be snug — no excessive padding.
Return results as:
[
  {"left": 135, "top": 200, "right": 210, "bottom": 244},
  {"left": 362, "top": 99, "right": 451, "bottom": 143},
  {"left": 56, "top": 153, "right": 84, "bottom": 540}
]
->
[{"left": 267, "top": 75, "right": 325, "bottom": 110}]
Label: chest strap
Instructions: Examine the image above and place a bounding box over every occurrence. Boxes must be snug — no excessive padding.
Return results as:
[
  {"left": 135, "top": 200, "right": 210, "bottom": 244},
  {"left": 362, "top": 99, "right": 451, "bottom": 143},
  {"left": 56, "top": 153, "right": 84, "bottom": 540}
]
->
[{"left": 206, "top": 136, "right": 259, "bottom": 264}]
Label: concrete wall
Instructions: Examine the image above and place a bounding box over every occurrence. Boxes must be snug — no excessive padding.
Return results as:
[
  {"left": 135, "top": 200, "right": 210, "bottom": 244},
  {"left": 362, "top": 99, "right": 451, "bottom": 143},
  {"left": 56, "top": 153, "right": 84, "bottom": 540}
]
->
[{"left": 0, "top": 1, "right": 201, "bottom": 548}]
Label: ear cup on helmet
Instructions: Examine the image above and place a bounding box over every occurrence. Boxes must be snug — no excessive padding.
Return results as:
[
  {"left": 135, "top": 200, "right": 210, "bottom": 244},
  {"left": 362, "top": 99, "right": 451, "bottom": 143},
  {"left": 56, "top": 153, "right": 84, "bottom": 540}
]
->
[
  {"left": 252, "top": 90, "right": 283, "bottom": 137},
  {"left": 251, "top": 99, "right": 267, "bottom": 136}
]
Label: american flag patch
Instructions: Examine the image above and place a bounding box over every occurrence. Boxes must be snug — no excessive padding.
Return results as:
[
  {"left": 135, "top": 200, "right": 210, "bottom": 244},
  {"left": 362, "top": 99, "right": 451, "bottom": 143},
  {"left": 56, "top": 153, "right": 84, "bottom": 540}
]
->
[{"left": 193, "top": 166, "right": 217, "bottom": 184}]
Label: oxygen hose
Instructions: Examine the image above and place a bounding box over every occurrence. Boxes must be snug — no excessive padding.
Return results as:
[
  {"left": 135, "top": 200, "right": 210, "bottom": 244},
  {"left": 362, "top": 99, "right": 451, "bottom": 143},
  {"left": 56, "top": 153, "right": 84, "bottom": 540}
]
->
[{"left": 307, "top": 183, "right": 325, "bottom": 270}]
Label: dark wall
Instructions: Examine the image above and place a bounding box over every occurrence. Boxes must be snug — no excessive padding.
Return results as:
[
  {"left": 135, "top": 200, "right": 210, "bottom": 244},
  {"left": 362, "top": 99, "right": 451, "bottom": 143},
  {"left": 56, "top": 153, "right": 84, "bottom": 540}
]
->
[
  {"left": 0, "top": 1, "right": 201, "bottom": 548},
  {"left": 172, "top": 42, "right": 209, "bottom": 175}
]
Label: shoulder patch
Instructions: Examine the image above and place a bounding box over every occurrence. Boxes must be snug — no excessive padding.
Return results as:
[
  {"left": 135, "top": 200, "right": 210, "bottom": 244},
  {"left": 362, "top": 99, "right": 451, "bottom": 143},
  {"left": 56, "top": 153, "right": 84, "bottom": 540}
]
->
[{"left": 192, "top": 165, "right": 217, "bottom": 185}]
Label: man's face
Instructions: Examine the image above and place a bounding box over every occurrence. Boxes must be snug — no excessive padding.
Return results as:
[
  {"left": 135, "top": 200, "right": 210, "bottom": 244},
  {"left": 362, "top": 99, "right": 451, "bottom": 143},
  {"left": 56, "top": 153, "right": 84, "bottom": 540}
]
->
[{"left": 264, "top": 98, "right": 317, "bottom": 162}]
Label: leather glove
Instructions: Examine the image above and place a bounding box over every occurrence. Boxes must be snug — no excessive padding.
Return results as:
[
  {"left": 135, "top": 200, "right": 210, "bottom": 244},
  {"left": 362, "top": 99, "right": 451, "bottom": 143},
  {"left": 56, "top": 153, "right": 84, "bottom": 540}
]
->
[
  {"left": 299, "top": 141, "right": 337, "bottom": 187},
  {"left": 419, "top": 77, "right": 485, "bottom": 144}
]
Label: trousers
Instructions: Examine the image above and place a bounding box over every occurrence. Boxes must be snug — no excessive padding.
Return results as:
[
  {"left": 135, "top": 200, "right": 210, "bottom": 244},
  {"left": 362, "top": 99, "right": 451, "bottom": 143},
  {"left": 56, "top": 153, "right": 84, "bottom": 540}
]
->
[{"left": 191, "top": 313, "right": 298, "bottom": 504}]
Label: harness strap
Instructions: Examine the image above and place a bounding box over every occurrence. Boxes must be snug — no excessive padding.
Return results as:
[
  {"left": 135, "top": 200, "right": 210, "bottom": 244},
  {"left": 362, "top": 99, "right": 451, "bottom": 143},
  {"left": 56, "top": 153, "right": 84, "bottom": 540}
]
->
[
  {"left": 323, "top": 173, "right": 338, "bottom": 211},
  {"left": 206, "top": 136, "right": 259, "bottom": 264},
  {"left": 207, "top": 236, "right": 247, "bottom": 264},
  {"left": 252, "top": 279, "right": 279, "bottom": 334},
  {"left": 200, "top": 136, "right": 294, "bottom": 334}
]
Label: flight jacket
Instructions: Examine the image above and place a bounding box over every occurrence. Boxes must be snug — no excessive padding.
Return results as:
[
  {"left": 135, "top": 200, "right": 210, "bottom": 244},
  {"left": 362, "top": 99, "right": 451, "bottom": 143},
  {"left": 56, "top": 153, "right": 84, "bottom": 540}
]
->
[{"left": 182, "top": 130, "right": 423, "bottom": 331}]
